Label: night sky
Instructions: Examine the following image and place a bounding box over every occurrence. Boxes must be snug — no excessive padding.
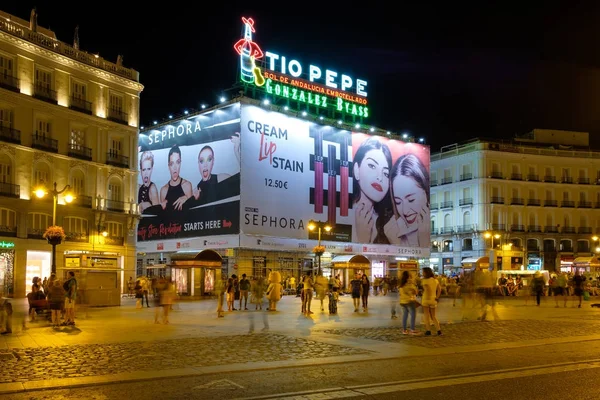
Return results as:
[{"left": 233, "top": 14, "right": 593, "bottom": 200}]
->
[{"left": 4, "top": 2, "right": 600, "bottom": 150}]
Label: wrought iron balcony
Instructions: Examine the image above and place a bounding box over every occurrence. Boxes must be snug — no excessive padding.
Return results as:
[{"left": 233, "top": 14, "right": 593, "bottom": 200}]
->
[
  {"left": 527, "top": 225, "right": 542, "bottom": 232},
  {"left": 430, "top": 203, "right": 438, "bottom": 210},
  {"left": 108, "top": 108, "right": 128, "bottom": 125},
  {"left": 544, "top": 176, "right": 556, "bottom": 183},
  {"left": 104, "top": 235, "right": 124, "bottom": 246},
  {"left": 0, "top": 182, "right": 20, "bottom": 198},
  {"left": 0, "top": 124, "right": 20, "bottom": 144},
  {"left": 544, "top": 226, "right": 558, "bottom": 233},
  {"left": 491, "top": 223, "right": 505, "bottom": 231},
  {"left": 430, "top": 179, "right": 438, "bottom": 186},
  {"left": 65, "top": 231, "right": 89, "bottom": 242},
  {"left": 440, "top": 201, "right": 453, "bottom": 209},
  {"left": 106, "top": 199, "right": 126, "bottom": 212},
  {"left": 561, "top": 200, "right": 575, "bottom": 207},
  {"left": 562, "top": 226, "right": 576, "bottom": 234},
  {"left": 578, "top": 177, "right": 590, "bottom": 184},
  {"left": 491, "top": 196, "right": 504, "bottom": 204},
  {"left": 106, "top": 152, "right": 129, "bottom": 168},
  {"left": 27, "top": 228, "right": 45, "bottom": 239},
  {"left": 579, "top": 201, "right": 592, "bottom": 208},
  {"left": 460, "top": 173, "right": 472, "bottom": 181},
  {"left": 527, "top": 174, "right": 539, "bottom": 181},
  {"left": 562, "top": 177, "right": 573, "bottom": 184},
  {"left": 456, "top": 225, "right": 472, "bottom": 233},
  {"left": 0, "top": 73, "right": 19, "bottom": 92},
  {"left": 440, "top": 227, "right": 454, "bottom": 234},
  {"left": 33, "top": 84, "right": 57, "bottom": 104},
  {"left": 70, "top": 95, "right": 92, "bottom": 115},
  {"left": 578, "top": 227, "right": 592, "bottom": 234},
  {"left": 510, "top": 224, "right": 525, "bottom": 232},
  {"left": 577, "top": 244, "right": 590, "bottom": 252},
  {"left": 74, "top": 195, "right": 93, "bottom": 208},
  {"left": 459, "top": 198, "right": 473, "bottom": 206},
  {"left": 490, "top": 171, "right": 503, "bottom": 179},
  {"left": 527, "top": 199, "right": 541, "bottom": 206},
  {"left": 511, "top": 173, "right": 522, "bottom": 180},
  {"left": 510, "top": 198, "right": 524, "bottom": 205},
  {"left": 68, "top": 143, "right": 92, "bottom": 161},
  {"left": 0, "top": 225, "right": 17, "bottom": 237},
  {"left": 31, "top": 133, "right": 58, "bottom": 152},
  {"left": 440, "top": 177, "right": 453, "bottom": 185},
  {"left": 543, "top": 200, "right": 558, "bottom": 207}
]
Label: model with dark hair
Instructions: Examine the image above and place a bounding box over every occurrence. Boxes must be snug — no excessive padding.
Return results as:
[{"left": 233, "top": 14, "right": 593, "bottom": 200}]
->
[{"left": 160, "top": 145, "right": 193, "bottom": 211}]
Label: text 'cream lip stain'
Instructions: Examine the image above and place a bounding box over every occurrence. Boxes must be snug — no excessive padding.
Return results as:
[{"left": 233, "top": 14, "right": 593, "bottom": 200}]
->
[
  {"left": 313, "top": 131, "right": 324, "bottom": 213},
  {"left": 339, "top": 136, "right": 349, "bottom": 217},
  {"left": 328, "top": 144, "right": 337, "bottom": 225}
]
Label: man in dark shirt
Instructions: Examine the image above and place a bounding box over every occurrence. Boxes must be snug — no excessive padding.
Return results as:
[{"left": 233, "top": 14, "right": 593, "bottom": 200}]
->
[
  {"left": 573, "top": 271, "right": 586, "bottom": 308},
  {"left": 239, "top": 273, "right": 251, "bottom": 310}
]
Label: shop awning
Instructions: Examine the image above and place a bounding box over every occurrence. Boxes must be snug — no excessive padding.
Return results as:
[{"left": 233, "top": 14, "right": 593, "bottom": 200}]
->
[
  {"left": 573, "top": 256, "right": 600, "bottom": 268},
  {"left": 168, "top": 250, "right": 223, "bottom": 268},
  {"left": 461, "top": 256, "right": 490, "bottom": 269},
  {"left": 330, "top": 255, "right": 370, "bottom": 269}
]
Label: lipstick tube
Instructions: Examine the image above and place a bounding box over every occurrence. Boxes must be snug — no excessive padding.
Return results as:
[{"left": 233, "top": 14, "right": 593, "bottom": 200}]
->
[
  {"left": 313, "top": 131, "right": 324, "bottom": 213},
  {"left": 328, "top": 144, "right": 337, "bottom": 225},
  {"left": 339, "top": 136, "right": 349, "bottom": 216}
]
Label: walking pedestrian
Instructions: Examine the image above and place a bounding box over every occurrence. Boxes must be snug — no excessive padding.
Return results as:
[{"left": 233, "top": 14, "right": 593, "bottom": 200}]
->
[
  {"left": 350, "top": 273, "right": 362, "bottom": 312},
  {"left": 421, "top": 267, "right": 442, "bottom": 336},
  {"left": 361, "top": 275, "right": 370, "bottom": 312},
  {"left": 399, "top": 270, "right": 419, "bottom": 334}
]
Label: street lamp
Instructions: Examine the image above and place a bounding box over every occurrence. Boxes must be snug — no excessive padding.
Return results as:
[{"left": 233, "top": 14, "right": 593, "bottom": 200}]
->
[
  {"left": 34, "top": 182, "right": 75, "bottom": 274},
  {"left": 592, "top": 236, "right": 600, "bottom": 254},
  {"left": 308, "top": 219, "right": 332, "bottom": 275},
  {"left": 484, "top": 232, "right": 501, "bottom": 249}
]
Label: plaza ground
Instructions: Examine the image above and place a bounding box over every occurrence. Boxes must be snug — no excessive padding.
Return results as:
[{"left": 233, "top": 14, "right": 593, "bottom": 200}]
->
[{"left": 2, "top": 292, "right": 600, "bottom": 399}]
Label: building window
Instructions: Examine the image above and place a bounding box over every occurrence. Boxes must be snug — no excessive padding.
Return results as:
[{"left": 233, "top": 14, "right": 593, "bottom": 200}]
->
[
  {"left": 70, "top": 128, "right": 85, "bottom": 147},
  {"left": 253, "top": 256, "right": 267, "bottom": 278},
  {"left": 35, "top": 69, "right": 52, "bottom": 90},
  {"left": 63, "top": 217, "right": 88, "bottom": 234},
  {"left": 0, "top": 157, "right": 11, "bottom": 184},
  {"left": 28, "top": 213, "right": 51, "bottom": 230},
  {"left": 109, "top": 92, "right": 124, "bottom": 112},
  {"left": 72, "top": 80, "right": 87, "bottom": 100},
  {"left": 0, "top": 54, "right": 14, "bottom": 77},
  {"left": 34, "top": 163, "right": 50, "bottom": 187},
  {"left": 462, "top": 211, "right": 471, "bottom": 226},
  {"left": 110, "top": 137, "right": 122, "bottom": 156},
  {"left": 70, "top": 169, "right": 85, "bottom": 195},
  {"left": 108, "top": 179, "right": 122, "bottom": 201},
  {"left": 36, "top": 120, "right": 51, "bottom": 138},
  {"left": 0, "top": 108, "right": 13, "bottom": 128},
  {"left": 0, "top": 208, "right": 16, "bottom": 228},
  {"left": 106, "top": 221, "right": 123, "bottom": 237}
]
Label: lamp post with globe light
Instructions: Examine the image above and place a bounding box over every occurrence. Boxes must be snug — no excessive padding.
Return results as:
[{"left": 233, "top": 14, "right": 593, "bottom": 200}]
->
[
  {"left": 308, "top": 220, "right": 332, "bottom": 275},
  {"left": 34, "top": 182, "right": 75, "bottom": 275}
]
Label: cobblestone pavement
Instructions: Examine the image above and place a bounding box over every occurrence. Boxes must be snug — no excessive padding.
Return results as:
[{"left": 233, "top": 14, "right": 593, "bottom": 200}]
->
[
  {"left": 321, "top": 319, "right": 600, "bottom": 348},
  {"left": 0, "top": 333, "right": 370, "bottom": 384}
]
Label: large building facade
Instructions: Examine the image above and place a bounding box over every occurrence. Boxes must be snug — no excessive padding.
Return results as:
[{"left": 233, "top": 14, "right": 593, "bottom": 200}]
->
[
  {"left": 429, "top": 129, "right": 600, "bottom": 274},
  {"left": 0, "top": 10, "right": 143, "bottom": 302}
]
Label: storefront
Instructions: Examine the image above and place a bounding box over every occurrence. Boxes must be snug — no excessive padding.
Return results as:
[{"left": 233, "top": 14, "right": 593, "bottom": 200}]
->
[
  {"left": 168, "top": 250, "right": 223, "bottom": 298},
  {"left": 571, "top": 256, "right": 600, "bottom": 274},
  {"left": 461, "top": 256, "right": 490, "bottom": 271},
  {"left": 61, "top": 255, "right": 122, "bottom": 306},
  {"left": 25, "top": 250, "right": 51, "bottom": 295},
  {"left": 0, "top": 241, "right": 15, "bottom": 297},
  {"left": 527, "top": 254, "right": 542, "bottom": 270},
  {"left": 330, "top": 255, "right": 371, "bottom": 290}
]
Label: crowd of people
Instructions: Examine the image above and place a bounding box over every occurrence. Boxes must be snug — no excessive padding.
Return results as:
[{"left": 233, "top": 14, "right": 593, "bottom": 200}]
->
[{"left": 25, "top": 271, "right": 78, "bottom": 327}]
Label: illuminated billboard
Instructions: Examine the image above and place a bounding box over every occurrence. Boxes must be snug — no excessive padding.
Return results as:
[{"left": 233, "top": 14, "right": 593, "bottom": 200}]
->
[
  {"left": 234, "top": 17, "right": 369, "bottom": 119},
  {"left": 136, "top": 104, "right": 241, "bottom": 242},
  {"left": 240, "top": 105, "right": 430, "bottom": 255}
]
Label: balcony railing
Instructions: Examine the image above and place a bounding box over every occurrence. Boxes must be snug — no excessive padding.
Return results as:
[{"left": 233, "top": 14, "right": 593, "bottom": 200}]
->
[
  {"left": 106, "top": 199, "right": 126, "bottom": 212},
  {"left": 491, "top": 223, "right": 505, "bottom": 231},
  {"left": 510, "top": 224, "right": 525, "bottom": 232},
  {"left": 490, "top": 171, "right": 503, "bottom": 179},
  {"left": 74, "top": 195, "right": 93, "bottom": 208},
  {"left": 68, "top": 143, "right": 92, "bottom": 161},
  {"left": 106, "top": 152, "right": 129, "bottom": 168},
  {"left": 544, "top": 200, "right": 558, "bottom": 207},
  {"left": 562, "top": 226, "right": 576, "bottom": 234},
  {"left": 31, "top": 133, "right": 58, "bottom": 152},
  {"left": 578, "top": 227, "right": 593, "bottom": 234},
  {"left": 0, "top": 73, "right": 19, "bottom": 92},
  {"left": 27, "top": 228, "right": 45, "bottom": 239},
  {"left": 544, "top": 176, "right": 556, "bottom": 183},
  {"left": 527, "top": 174, "right": 539, "bottom": 181},
  {"left": 104, "top": 236, "right": 124, "bottom": 246},
  {"left": 70, "top": 95, "right": 92, "bottom": 115},
  {"left": 33, "top": 84, "right": 57, "bottom": 104},
  {"left": 491, "top": 196, "right": 504, "bottom": 204},
  {"left": 440, "top": 177, "right": 453, "bottom": 185},
  {"left": 430, "top": 203, "right": 438, "bottom": 210},
  {"left": 65, "top": 231, "right": 89, "bottom": 243},
  {"left": 527, "top": 245, "right": 539, "bottom": 251},
  {"left": 511, "top": 173, "right": 523, "bottom": 180},
  {"left": 460, "top": 173, "right": 472, "bottom": 181},
  {"left": 544, "top": 226, "right": 558, "bottom": 233},
  {"left": 462, "top": 245, "right": 473, "bottom": 251},
  {"left": 578, "top": 177, "right": 590, "bottom": 184},
  {"left": 440, "top": 227, "right": 454, "bottom": 234},
  {"left": 562, "top": 177, "right": 573, "bottom": 184},
  {"left": 0, "top": 124, "right": 21, "bottom": 144},
  {"left": 456, "top": 225, "right": 472, "bottom": 233},
  {"left": 577, "top": 245, "right": 591, "bottom": 252},
  {"left": 440, "top": 201, "right": 453, "bottom": 209},
  {"left": 561, "top": 200, "right": 575, "bottom": 207},
  {"left": 459, "top": 198, "right": 473, "bottom": 206},
  {"left": 108, "top": 108, "right": 128, "bottom": 125},
  {"left": 510, "top": 198, "right": 524, "bottom": 205},
  {"left": 528, "top": 225, "right": 542, "bottom": 232},
  {"left": 560, "top": 245, "right": 573, "bottom": 252},
  {"left": 579, "top": 201, "right": 592, "bottom": 208},
  {"left": 430, "top": 179, "right": 438, "bottom": 186},
  {"left": 0, "top": 225, "right": 17, "bottom": 238},
  {"left": 527, "top": 199, "right": 541, "bottom": 206},
  {"left": 0, "top": 182, "right": 20, "bottom": 198}
]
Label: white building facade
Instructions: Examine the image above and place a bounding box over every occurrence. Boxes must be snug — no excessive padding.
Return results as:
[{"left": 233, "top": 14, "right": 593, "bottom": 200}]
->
[
  {"left": 0, "top": 9, "right": 144, "bottom": 302},
  {"left": 430, "top": 130, "right": 600, "bottom": 275}
]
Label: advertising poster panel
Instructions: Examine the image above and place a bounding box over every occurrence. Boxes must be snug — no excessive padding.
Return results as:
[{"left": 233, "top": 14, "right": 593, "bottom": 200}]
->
[
  {"left": 137, "top": 104, "right": 241, "bottom": 242},
  {"left": 240, "top": 105, "right": 430, "bottom": 253}
]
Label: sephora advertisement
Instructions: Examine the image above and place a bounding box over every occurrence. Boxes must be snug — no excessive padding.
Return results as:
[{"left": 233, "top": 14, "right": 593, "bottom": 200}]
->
[
  {"left": 137, "top": 104, "right": 241, "bottom": 242},
  {"left": 240, "top": 105, "right": 431, "bottom": 255}
]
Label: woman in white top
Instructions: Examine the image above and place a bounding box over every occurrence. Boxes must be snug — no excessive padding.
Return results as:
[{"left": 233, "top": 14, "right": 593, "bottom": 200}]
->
[{"left": 421, "top": 267, "right": 442, "bottom": 336}]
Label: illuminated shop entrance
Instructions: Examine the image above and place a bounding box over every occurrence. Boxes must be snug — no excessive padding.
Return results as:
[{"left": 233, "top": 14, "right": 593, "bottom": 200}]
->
[
  {"left": 0, "top": 244, "right": 15, "bottom": 297},
  {"left": 25, "top": 251, "right": 51, "bottom": 294},
  {"left": 169, "top": 250, "right": 223, "bottom": 297}
]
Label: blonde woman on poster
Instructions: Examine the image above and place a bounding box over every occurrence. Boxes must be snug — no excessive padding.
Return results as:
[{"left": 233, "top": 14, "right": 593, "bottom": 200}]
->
[{"left": 384, "top": 154, "right": 430, "bottom": 247}]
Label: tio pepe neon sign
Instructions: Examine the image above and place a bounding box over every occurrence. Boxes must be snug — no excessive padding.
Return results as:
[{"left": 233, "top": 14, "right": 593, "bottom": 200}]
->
[{"left": 234, "top": 17, "right": 369, "bottom": 118}]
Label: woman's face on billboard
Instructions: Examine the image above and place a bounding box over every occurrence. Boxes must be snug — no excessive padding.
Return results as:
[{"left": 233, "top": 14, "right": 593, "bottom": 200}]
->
[
  {"left": 198, "top": 148, "right": 214, "bottom": 181},
  {"left": 168, "top": 152, "right": 181, "bottom": 181},
  {"left": 355, "top": 149, "right": 389, "bottom": 203},
  {"left": 141, "top": 159, "right": 153, "bottom": 185},
  {"left": 392, "top": 175, "right": 427, "bottom": 226}
]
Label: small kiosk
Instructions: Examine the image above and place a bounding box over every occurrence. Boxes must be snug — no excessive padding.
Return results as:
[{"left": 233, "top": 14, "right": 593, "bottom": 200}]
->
[
  {"left": 572, "top": 256, "right": 600, "bottom": 274},
  {"left": 330, "top": 255, "right": 371, "bottom": 291},
  {"left": 168, "top": 250, "right": 223, "bottom": 298},
  {"left": 461, "top": 256, "right": 490, "bottom": 271}
]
